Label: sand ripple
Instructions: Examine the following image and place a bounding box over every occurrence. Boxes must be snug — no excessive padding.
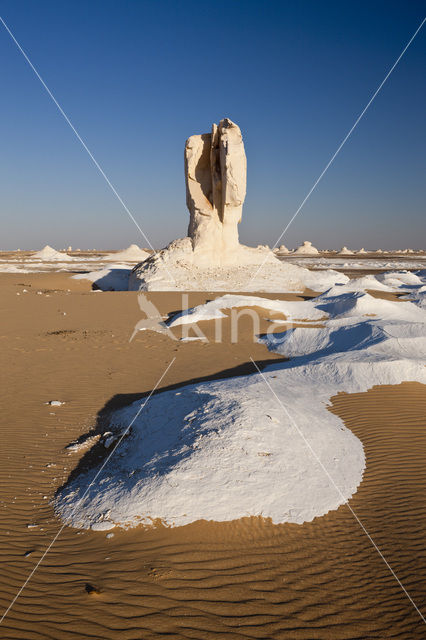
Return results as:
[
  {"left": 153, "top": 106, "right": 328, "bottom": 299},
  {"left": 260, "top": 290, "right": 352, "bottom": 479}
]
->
[{"left": 0, "top": 385, "right": 425, "bottom": 639}]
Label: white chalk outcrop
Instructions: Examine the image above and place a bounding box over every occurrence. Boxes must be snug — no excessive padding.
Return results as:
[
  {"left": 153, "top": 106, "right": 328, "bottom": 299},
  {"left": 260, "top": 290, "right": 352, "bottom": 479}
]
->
[
  {"left": 130, "top": 120, "right": 339, "bottom": 292},
  {"left": 274, "top": 244, "right": 290, "bottom": 254},
  {"left": 293, "top": 241, "right": 319, "bottom": 255},
  {"left": 31, "top": 245, "right": 73, "bottom": 261},
  {"left": 105, "top": 244, "right": 150, "bottom": 262},
  {"left": 338, "top": 246, "right": 353, "bottom": 255},
  {"left": 55, "top": 283, "right": 426, "bottom": 530},
  {"left": 128, "top": 237, "right": 347, "bottom": 292},
  {"left": 186, "top": 118, "right": 247, "bottom": 266}
]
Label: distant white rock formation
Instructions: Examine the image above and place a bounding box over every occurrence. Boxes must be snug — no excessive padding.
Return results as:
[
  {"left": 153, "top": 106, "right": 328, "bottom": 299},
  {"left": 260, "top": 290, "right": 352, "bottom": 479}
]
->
[
  {"left": 293, "top": 241, "right": 319, "bottom": 255},
  {"left": 32, "top": 245, "right": 73, "bottom": 261},
  {"left": 356, "top": 248, "right": 368, "bottom": 254},
  {"left": 275, "top": 244, "right": 289, "bottom": 254},
  {"left": 338, "top": 246, "right": 353, "bottom": 255},
  {"left": 105, "top": 244, "right": 150, "bottom": 262}
]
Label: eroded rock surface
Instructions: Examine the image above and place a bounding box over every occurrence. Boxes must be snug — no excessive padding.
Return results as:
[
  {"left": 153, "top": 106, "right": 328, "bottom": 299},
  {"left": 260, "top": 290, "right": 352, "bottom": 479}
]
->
[{"left": 185, "top": 118, "right": 246, "bottom": 266}]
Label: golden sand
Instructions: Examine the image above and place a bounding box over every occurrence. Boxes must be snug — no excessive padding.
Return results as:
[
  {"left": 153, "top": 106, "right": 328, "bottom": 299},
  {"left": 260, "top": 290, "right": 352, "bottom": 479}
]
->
[{"left": 0, "top": 272, "right": 425, "bottom": 639}]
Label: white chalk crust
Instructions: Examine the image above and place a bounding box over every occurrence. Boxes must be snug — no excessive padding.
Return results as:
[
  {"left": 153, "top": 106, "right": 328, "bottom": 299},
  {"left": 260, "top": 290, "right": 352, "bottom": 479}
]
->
[{"left": 55, "top": 284, "right": 426, "bottom": 530}]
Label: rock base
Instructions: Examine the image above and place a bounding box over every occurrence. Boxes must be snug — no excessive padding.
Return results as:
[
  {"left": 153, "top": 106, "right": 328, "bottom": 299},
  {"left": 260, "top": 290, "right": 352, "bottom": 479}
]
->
[{"left": 128, "top": 238, "right": 347, "bottom": 292}]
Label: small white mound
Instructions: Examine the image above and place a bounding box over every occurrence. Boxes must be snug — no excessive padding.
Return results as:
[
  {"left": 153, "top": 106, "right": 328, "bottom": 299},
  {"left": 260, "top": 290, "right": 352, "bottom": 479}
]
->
[
  {"left": 105, "top": 244, "right": 150, "bottom": 262},
  {"left": 401, "top": 284, "right": 426, "bottom": 309},
  {"left": 324, "top": 274, "right": 396, "bottom": 293},
  {"left": 301, "top": 269, "right": 348, "bottom": 291},
  {"left": 338, "top": 246, "right": 353, "bottom": 255},
  {"left": 376, "top": 271, "right": 423, "bottom": 288},
  {"left": 32, "top": 245, "right": 73, "bottom": 261},
  {"left": 293, "top": 241, "right": 319, "bottom": 255},
  {"left": 356, "top": 248, "right": 368, "bottom": 254},
  {"left": 275, "top": 244, "right": 289, "bottom": 254}
]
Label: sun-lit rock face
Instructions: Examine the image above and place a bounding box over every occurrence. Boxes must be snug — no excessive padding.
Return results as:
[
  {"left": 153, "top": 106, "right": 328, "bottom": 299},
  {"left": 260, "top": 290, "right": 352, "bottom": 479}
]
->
[{"left": 185, "top": 118, "right": 247, "bottom": 266}]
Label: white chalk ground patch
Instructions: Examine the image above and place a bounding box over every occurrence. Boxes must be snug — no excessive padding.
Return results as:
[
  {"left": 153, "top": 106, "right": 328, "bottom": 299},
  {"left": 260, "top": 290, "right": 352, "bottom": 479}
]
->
[
  {"left": 0, "top": 244, "right": 147, "bottom": 280},
  {"left": 0, "top": 262, "right": 82, "bottom": 274},
  {"left": 1, "top": 243, "right": 425, "bottom": 292},
  {"left": 283, "top": 256, "right": 426, "bottom": 271},
  {"left": 54, "top": 283, "right": 426, "bottom": 531},
  {"left": 167, "top": 294, "right": 326, "bottom": 328},
  {"left": 163, "top": 272, "right": 426, "bottom": 330}
]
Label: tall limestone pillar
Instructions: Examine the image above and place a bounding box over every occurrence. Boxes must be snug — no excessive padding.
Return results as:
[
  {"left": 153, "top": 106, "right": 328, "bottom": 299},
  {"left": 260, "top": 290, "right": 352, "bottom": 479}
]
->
[{"left": 185, "top": 118, "right": 247, "bottom": 266}]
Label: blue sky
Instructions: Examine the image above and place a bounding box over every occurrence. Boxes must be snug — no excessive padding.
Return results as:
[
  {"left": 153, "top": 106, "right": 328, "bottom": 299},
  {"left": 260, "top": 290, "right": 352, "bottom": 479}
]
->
[{"left": 0, "top": 0, "right": 425, "bottom": 250}]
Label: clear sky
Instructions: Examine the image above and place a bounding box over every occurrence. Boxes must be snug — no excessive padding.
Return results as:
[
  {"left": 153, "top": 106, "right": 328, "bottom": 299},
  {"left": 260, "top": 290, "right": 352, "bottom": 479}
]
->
[{"left": 0, "top": 0, "right": 425, "bottom": 250}]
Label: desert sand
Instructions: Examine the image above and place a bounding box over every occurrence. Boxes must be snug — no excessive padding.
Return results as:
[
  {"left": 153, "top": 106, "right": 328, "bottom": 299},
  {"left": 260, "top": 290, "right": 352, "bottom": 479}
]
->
[{"left": 0, "top": 270, "right": 425, "bottom": 639}]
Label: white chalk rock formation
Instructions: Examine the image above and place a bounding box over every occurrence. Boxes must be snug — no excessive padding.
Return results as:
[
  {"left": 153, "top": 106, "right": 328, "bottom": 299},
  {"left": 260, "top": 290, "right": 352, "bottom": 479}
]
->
[
  {"left": 129, "top": 237, "right": 316, "bottom": 292},
  {"left": 356, "top": 248, "right": 368, "bottom": 254},
  {"left": 275, "top": 244, "right": 289, "bottom": 254},
  {"left": 32, "top": 245, "right": 73, "bottom": 261},
  {"left": 129, "top": 120, "right": 347, "bottom": 292},
  {"left": 294, "top": 241, "right": 319, "bottom": 255},
  {"left": 338, "top": 246, "right": 353, "bottom": 255},
  {"left": 105, "top": 244, "right": 150, "bottom": 262},
  {"left": 186, "top": 118, "right": 247, "bottom": 266}
]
